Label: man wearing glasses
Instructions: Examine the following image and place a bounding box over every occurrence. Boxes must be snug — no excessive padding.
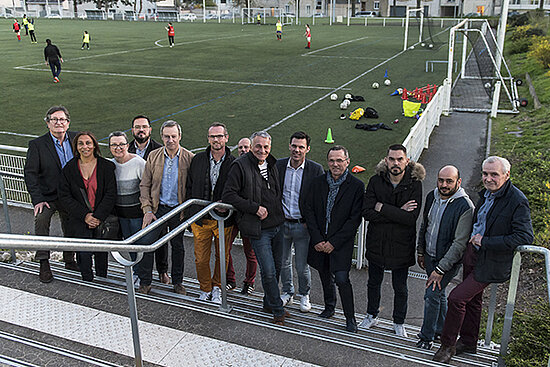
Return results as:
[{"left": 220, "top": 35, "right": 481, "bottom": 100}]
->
[
  {"left": 186, "top": 123, "right": 235, "bottom": 304},
  {"left": 24, "top": 105, "right": 79, "bottom": 283}
]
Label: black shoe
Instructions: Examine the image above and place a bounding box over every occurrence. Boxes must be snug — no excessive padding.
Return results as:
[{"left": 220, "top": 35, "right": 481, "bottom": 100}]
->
[
  {"left": 64, "top": 261, "right": 80, "bottom": 272},
  {"left": 455, "top": 339, "right": 477, "bottom": 355},
  {"left": 262, "top": 306, "right": 273, "bottom": 314},
  {"left": 226, "top": 282, "right": 237, "bottom": 291},
  {"left": 319, "top": 309, "right": 335, "bottom": 318},
  {"left": 346, "top": 318, "right": 358, "bottom": 333},
  {"left": 241, "top": 283, "right": 254, "bottom": 295},
  {"left": 433, "top": 344, "right": 456, "bottom": 363},
  {"left": 39, "top": 260, "right": 53, "bottom": 283},
  {"left": 416, "top": 339, "right": 433, "bottom": 350}
]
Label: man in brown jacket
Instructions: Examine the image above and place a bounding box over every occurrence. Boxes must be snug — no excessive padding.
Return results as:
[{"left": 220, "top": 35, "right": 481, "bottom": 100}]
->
[{"left": 138, "top": 120, "right": 194, "bottom": 295}]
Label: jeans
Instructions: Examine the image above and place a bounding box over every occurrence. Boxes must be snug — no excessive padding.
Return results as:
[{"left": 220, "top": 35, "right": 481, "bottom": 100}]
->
[
  {"left": 119, "top": 217, "right": 143, "bottom": 275},
  {"left": 250, "top": 225, "right": 284, "bottom": 317},
  {"left": 48, "top": 60, "right": 61, "bottom": 78},
  {"left": 137, "top": 205, "right": 185, "bottom": 286},
  {"left": 34, "top": 200, "right": 75, "bottom": 264},
  {"left": 419, "top": 255, "right": 459, "bottom": 342},
  {"left": 367, "top": 261, "right": 409, "bottom": 324},
  {"left": 275, "top": 221, "right": 311, "bottom": 296}
]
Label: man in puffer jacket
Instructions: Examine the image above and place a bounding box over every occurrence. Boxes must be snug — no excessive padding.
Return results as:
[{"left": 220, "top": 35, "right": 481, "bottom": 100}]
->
[{"left": 359, "top": 144, "right": 425, "bottom": 338}]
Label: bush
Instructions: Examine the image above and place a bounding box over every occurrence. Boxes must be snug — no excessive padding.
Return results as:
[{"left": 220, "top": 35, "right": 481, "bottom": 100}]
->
[
  {"left": 508, "top": 37, "right": 535, "bottom": 55},
  {"left": 528, "top": 38, "right": 550, "bottom": 69},
  {"left": 509, "top": 25, "right": 545, "bottom": 41},
  {"left": 505, "top": 302, "right": 550, "bottom": 367}
]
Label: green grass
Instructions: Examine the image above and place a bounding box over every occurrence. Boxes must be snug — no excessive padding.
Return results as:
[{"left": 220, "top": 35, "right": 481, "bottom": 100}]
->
[{"left": 0, "top": 18, "right": 452, "bottom": 180}]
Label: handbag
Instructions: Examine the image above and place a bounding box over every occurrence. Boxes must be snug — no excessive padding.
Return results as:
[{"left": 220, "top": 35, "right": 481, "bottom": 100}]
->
[{"left": 80, "top": 188, "right": 120, "bottom": 240}]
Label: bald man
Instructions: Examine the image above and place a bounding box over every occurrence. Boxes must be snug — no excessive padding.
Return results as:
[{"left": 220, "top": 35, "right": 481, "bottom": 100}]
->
[
  {"left": 237, "top": 137, "right": 251, "bottom": 156},
  {"left": 416, "top": 165, "right": 474, "bottom": 350}
]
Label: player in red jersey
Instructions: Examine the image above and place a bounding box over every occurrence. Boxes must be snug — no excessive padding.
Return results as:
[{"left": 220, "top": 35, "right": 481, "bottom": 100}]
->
[
  {"left": 304, "top": 24, "right": 311, "bottom": 49},
  {"left": 165, "top": 23, "right": 175, "bottom": 48},
  {"left": 13, "top": 19, "right": 21, "bottom": 42}
]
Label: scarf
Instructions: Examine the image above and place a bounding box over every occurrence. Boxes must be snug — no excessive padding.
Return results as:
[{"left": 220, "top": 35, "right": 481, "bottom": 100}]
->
[{"left": 325, "top": 169, "right": 348, "bottom": 234}]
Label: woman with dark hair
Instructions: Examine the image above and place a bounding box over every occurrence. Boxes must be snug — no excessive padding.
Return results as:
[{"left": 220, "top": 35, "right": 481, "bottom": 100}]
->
[{"left": 58, "top": 132, "right": 117, "bottom": 281}]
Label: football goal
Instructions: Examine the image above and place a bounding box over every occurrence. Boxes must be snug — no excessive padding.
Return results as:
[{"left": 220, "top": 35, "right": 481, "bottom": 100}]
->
[{"left": 241, "top": 8, "right": 293, "bottom": 25}]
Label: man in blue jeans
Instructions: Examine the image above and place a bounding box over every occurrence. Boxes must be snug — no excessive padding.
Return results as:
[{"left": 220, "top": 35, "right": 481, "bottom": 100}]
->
[
  {"left": 274, "top": 131, "right": 323, "bottom": 312},
  {"left": 416, "top": 165, "right": 474, "bottom": 349},
  {"left": 223, "top": 131, "right": 286, "bottom": 325}
]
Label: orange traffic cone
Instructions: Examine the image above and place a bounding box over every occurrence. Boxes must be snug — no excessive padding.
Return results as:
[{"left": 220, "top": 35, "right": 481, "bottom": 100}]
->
[{"left": 352, "top": 165, "right": 365, "bottom": 173}]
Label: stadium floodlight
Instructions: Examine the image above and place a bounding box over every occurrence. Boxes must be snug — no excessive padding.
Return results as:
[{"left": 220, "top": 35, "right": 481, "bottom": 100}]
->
[{"left": 403, "top": 7, "right": 423, "bottom": 51}]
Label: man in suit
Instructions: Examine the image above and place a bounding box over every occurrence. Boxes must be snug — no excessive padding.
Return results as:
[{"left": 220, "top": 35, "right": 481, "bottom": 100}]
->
[
  {"left": 303, "top": 145, "right": 364, "bottom": 332},
  {"left": 127, "top": 114, "right": 169, "bottom": 284},
  {"left": 24, "top": 105, "right": 79, "bottom": 283},
  {"left": 274, "top": 131, "right": 324, "bottom": 312}
]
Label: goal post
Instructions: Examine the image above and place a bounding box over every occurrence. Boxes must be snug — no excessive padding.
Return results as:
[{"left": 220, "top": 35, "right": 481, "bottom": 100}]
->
[
  {"left": 241, "top": 8, "right": 291, "bottom": 25},
  {"left": 403, "top": 7, "right": 423, "bottom": 51}
]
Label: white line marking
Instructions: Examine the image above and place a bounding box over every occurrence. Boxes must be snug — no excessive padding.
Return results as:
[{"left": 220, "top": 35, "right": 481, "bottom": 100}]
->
[
  {"left": 154, "top": 39, "right": 164, "bottom": 48},
  {"left": 302, "top": 37, "right": 369, "bottom": 55},
  {"left": 0, "top": 131, "right": 39, "bottom": 138},
  {"left": 16, "top": 66, "right": 349, "bottom": 90},
  {"left": 306, "top": 55, "right": 389, "bottom": 60}
]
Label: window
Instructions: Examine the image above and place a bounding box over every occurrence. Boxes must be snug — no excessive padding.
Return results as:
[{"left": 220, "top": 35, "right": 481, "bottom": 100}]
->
[
  {"left": 306, "top": 4, "right": 311, "bottom": 15},
  {"left": 285, "top": 4, "right": 290, "bottom": 13},
  {"left": 374, "top": 1, "right": 379, "bottom": 9},
  {"left": 317, "top": 0, "right": 322, "bottom": 9},
  {"left": 476, "top": 5, "right": 484, "bottom": 14}
]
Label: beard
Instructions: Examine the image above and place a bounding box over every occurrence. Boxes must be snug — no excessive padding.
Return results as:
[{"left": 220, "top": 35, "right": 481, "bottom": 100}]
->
[
  {"left": 438, "top": 183, "right": 459, "bottom": 198},
  {"left": 134, "top": 134, "right": 149, "bottom": 144},
  {"left": 389, "top": 166, "right": 404, "bottom": 176}
]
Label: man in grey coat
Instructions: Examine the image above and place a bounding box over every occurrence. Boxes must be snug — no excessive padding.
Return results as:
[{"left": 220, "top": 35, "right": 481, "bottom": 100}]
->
[{"left": 416, "top": 165, "right": 474, "bottom": 350}]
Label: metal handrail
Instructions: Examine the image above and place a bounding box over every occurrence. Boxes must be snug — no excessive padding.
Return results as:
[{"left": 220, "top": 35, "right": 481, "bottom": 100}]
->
[{"left": 0, "top": 198, "right": 235, "bottom": 367}]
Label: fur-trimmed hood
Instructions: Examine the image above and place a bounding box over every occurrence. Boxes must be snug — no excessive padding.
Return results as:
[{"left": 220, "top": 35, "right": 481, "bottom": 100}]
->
[{"left": 374, "top": 159, "right": 426, "bottom": 182}]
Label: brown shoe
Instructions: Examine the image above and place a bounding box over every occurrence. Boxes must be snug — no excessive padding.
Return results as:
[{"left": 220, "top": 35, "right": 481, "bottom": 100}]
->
[
  {"left": 65, "top": 261, "right": 80, "bottom": 272},
  {"left": 455, "top": 339, "right": 477, "bottom": 355},
  {"left": 273, "top": 311, "right": 290, "bottom": 326},
  {"left": 137, "top": 285, "right": 152, "bottom": 295},
  {"left": 39, "top": 260, "right": 53, "bottom": 283},
  {"left": 433, "top": 344, "right": 456, "bottom": 363},
  {"left": 159, "top": 272, "right": 170, "bottom": 284},
  {"left": 174, "top": 283, "right": 186, "bottom": 295}
]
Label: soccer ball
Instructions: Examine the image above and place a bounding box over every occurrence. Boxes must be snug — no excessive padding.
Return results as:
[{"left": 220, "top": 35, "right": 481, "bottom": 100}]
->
[
  {"left": 372, "top": 82, "right": 380, "bottom": 89},
  {"left": 345, "top": 93, "right": 352, "bottom": 99},
  {"left": 340, "top": 102, "right": 348, "bottom": 110},
  {"left": 428, "top": 44, "right": 434, "bottom": 48},
  {"left": 484, "top": 82, "right": 492, "bottom": 89},
  {"left": 421, "top": 42, "right": 426, "bottom": 47},
  {"left": 330, "top": 93, "right": 338, "bottom": 101},
  {"left": 409, "top": 45, "right": 415, "bottom": 50},
  {"left": 384, "top": 79, "right": 391, "bottom": 86},
  {"left": 343, "top": 99, "right": 351, "bottom": 106}
]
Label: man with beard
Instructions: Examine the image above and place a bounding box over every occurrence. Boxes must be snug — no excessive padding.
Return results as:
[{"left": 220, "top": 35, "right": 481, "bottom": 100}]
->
[
  {"left": 186, "top": 123, "right": 235, "bottom": 304},
  {"left": 360, "top": 144, "right": 424, "bottom": 337},
  {"left": 416, "top": 165, "right": 474, "bottom": 350},
  {"left": 127, "top": 115, "right": 169, "bottom": 284}
]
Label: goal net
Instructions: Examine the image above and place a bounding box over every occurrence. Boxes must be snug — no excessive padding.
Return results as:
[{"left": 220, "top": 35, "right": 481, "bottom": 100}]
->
[{"left": 241, "top": 8, "right": 292, "bottom": 25}]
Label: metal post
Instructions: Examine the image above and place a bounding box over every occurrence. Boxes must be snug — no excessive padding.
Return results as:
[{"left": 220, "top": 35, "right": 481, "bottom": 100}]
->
[
  {"left": 203, "top": 0, "right": 206, "bottom": 23},
  {"left": 124, "top": 265, "right": 143, "bottom": 367},
  {"left": 491, "top": 81, "right": 501, "bottom": 118},
  {"left": 210, "top": 210, "right": 233, "bottom": 313},
  {"left": 403, "top": 7, "right": 410, "bottom": 51},
  {"left": 484, "top": 284, "right": 498, "bottom": 347},
  {"left": 419, "top": 12, "right": 424, "bottom": 43},
  {"left": 346, "top": 0, "right": 350, "bottom": 26},
  {"left": 498, "top": 251, "right": 522, "bottom": 367},
  {"left": 461, "top": 30, "right": 467, "bottom": 79},
  {"left": 0, "top": 175, "right": 16, "bottom": 263}
]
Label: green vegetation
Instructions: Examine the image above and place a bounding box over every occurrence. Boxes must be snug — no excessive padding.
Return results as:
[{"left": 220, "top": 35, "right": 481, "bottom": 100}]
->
[{"left": 0, "top": 18, "right": 452, "bottom": 180}]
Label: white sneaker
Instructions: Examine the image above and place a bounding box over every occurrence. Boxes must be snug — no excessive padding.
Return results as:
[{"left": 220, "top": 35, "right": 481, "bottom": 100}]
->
[
  {"left": 211, "top": 286, "right": 222, "bottom": 304},
  {"left": 299, "top": 294, "right": 312, "bottom": 312},
  {"left": 133, "top": 274, "right": 140, "bottom": 288},
  {"left": 358, "top": 314, "right": 378, "bottom": 329},
  {"left": 280, "top": 293, "right": 293, "bottom": 306},
  {"left": 393, "top": 323, "right": 408, "bottom": 338},
  {"left": 198, "top": 290, "right": 211, "bottom": 301}
]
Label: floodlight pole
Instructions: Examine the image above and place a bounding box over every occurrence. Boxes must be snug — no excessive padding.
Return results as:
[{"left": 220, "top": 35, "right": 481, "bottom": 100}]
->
[
  {"left": 347, "top": 0, "right": 350, "bottom": 26},
  {"left": 202, "top": 0, "right": 205, "bottom": 22}
]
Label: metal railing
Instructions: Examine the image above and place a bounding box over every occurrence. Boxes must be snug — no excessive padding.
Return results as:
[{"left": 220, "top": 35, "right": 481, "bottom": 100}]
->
[{"left": 0, "top": 198, "right": 234, "bottom": 367}]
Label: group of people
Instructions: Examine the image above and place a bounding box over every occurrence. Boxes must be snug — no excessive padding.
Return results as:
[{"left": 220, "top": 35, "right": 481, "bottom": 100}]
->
[
  {"left": 13, "top": 15, "right": 37, "bottom": 43},
  {"left": 24, "top": 105, "right": 533, "bottom": 364}
]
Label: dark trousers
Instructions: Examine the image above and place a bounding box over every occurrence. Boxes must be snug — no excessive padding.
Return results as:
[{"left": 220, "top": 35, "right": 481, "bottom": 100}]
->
[
  {"left": 317, "top": 262, "right": 355, "bottom": 319},
  {"left": 227, "top": 225, "right": 257, "bottom": 285},
  {"left": 29, "top": 30, "right": 36, "bottom": 42},
  {"left": 77, "top": 251, "right": 108, "bottom": 281},
  {"left": 48, "top": 59, "right": 61, "bottom": 78},
  {"left": 138, "top": 205, "right": 184, "bottom": 286},
  {"left": 168, "top": 35, "right": 174, "bottom": 46},
  {"left": 34, "top": 200, "right": 75, "bottom": 264},
  {"left": 367, "top": 261, "right": 408, "bottom": 324},
  {"left": 440, "top": 244, "right": 489, "bottom": 347}
]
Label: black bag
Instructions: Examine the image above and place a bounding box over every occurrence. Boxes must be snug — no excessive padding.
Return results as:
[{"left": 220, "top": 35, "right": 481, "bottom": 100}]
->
[
  {"left": 364, "top": 107, "right": 379, "bottom": 118},
  {"left": 80, "top": 188, "right": 120, "bottom": 240}
]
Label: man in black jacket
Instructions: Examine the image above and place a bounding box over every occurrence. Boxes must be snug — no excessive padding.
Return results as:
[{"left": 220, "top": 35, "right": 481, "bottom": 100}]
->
[
  {"left": 360, "top": 144, "right": 424, "bottom": 337},
  {"left": 24, "top": 105, "right": 78, "bottom": 283},
  {"left": 186, "top": 123, "right": 235, "bottom": 304},
  {"left": 222, "top": 131, "right": 286, "bottom": 324},
  {"left": 433, "top": 156, "right": 533, "bottom": 363},
  {"left": 303, "top": 145, "right": 364, "bottom": 332},
  {"left": 127, "top": 114, "right": 168, "bottom": 284},
  {"left": 274, "top": 131, "right": 324, "bottom": 312},
  {"left": 44, "top": 39, "right": 62, "bottom": 83}
]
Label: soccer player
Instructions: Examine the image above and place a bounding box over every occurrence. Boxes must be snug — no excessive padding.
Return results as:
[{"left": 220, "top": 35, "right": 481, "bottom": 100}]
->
[
  {"left": 304, "top": 24, "right": 311, "bottom": 49},
  {"left": 44, "top": 39, "right": 63, "bottom": 83},
  {"left": 13, "top": 19, "right": 21, "bottom": 42},
  {"left": 276, "top": 19, "right": 283, "bottom": 41},
  {"left": 257, "top": 13, "right": 261, "bottom": 25},
  {"left": 165, "top": 23, "right": 175, "bottom": 48},
  {"left": 22, "top": 15, "right": 29, "bottom": 36},
  {"left": 82, "top": 31, "right": 90, "bottom": 50},
  {"left": 28, "top": 19, "right": 37, "bottom": 44}
]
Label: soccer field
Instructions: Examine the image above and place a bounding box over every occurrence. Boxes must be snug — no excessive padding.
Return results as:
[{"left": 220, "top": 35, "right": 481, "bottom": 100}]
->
[{"left": 1, "top": 18, "right": 453, "bottom": 178}]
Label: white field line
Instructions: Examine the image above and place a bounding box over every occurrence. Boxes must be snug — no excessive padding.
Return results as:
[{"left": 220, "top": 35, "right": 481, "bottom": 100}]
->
[
  {"left": 154, "top": 39, "right": 164, "bottom": 47},
  {"left": 302, "top": 37, "right": 369, "bottom": 55},
  {"left": 0, "top": 131, "right": 108, "bottom": 146},
  {"left": 306, "top": 55, "right": 389, "bottom": 60},
  {"left": 15, "top": 66, "right": 350, "bottom": 90}
]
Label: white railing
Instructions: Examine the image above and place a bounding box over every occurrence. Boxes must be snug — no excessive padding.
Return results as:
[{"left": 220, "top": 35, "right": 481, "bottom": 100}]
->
[{"left": 0, "top": 147, "right": 31, "bottom": 207}]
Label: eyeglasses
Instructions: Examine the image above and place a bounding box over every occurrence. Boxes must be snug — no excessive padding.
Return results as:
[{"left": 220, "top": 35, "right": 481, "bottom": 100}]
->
[
  {"left": 110, "top": 143, "right": 128, "bottom": 149},
  {"left": 208, "top": 134, "right": 227, "bottom": 139},
  {"left": 48, "top": 118, "right": 68, "bottom": 123},
  {"left": 133, "top": 125, "right": 150, "bottom": 130}
]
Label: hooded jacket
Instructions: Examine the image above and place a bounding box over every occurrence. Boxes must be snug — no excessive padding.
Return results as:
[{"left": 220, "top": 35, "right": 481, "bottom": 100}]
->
[
  {"left": 417, "top": 187, "right": 474, "bottom": 274},
  {"left": 363, "top": 159, "right": 425, "bottom": 269}
]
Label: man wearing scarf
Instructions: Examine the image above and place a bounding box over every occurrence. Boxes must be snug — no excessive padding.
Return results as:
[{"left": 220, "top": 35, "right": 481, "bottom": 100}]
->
[{"left": 303, "top": 145, "right": 364, "bottom": 333}]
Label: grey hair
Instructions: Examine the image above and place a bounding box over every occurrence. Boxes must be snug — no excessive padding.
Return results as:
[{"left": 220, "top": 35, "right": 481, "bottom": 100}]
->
[
  {"left": 44, "top": 105, "right": 70, "bottom": 122},
  {"left": 483, "top": 156, "right": 511, "bottom": 174},
  {"left": 108, "top": 131, "right": 128, "bottom": 145},
  {"left": 250, "top": 131, "right": 271, "bottom": 142},
  {"left": 160, "top": 120, "right": 182, "bottom": 136}
]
